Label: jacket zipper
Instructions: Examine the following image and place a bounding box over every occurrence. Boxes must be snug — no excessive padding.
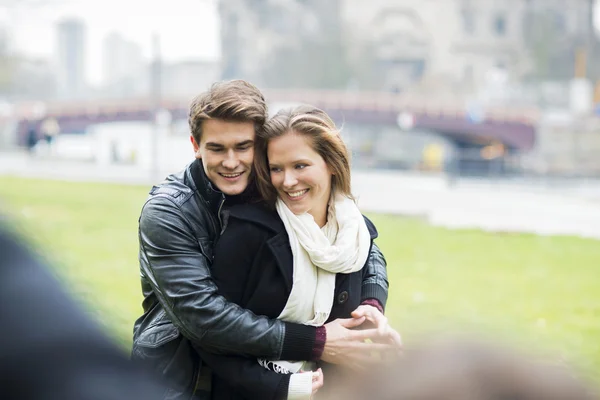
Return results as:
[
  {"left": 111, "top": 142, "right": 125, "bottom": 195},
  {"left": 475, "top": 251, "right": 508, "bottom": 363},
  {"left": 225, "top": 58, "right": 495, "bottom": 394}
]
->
[{"left": 216, "top": 196, "right": 225, "bottom": 230}]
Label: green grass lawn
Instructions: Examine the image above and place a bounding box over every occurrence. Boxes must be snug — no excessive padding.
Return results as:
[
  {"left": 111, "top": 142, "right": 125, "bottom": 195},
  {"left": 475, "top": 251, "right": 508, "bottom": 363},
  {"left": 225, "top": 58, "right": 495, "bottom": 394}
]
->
[{"left": 1, "top": 176, "right": 599, "bottom": 382}]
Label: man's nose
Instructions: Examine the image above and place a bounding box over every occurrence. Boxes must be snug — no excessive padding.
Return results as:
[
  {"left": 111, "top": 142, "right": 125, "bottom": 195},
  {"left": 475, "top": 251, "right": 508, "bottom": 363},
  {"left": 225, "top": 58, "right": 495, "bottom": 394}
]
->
[{"left": 222, "top": 150, "right": 239, "bottom": 169}]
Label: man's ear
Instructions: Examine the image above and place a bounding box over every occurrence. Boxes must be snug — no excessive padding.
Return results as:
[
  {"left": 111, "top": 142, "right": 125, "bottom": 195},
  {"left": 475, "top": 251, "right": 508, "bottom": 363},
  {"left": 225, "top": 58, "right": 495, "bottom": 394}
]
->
[{"left": 190, "top": 135, "right": 201, "bottom": 159}]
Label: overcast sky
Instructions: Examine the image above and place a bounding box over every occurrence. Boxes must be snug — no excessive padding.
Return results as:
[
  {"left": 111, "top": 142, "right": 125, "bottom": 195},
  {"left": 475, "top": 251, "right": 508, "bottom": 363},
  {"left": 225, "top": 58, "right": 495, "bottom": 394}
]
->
[{"left": 1, "top": 0, "right": 220, "bottom": 85}]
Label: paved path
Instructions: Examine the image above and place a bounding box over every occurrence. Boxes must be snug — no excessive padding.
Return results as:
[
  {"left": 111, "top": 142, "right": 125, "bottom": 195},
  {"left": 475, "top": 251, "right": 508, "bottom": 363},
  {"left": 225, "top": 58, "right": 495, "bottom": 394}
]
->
[{"left": 2, "top": 151, "right": 599, "bottom": 240}]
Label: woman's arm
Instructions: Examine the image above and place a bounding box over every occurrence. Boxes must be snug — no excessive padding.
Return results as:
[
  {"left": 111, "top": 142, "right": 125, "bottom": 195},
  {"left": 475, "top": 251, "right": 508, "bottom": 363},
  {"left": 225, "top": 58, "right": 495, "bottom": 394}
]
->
[{"left": 196, "top": 348, "right": 291, "bottom": 400}]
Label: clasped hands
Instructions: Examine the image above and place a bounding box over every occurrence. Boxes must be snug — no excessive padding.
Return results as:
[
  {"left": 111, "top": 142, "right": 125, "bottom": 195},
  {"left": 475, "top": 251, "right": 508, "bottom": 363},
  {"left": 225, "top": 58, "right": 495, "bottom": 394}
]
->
[{"left": 321, "top": 304, "right": 402, "bottom": 369}]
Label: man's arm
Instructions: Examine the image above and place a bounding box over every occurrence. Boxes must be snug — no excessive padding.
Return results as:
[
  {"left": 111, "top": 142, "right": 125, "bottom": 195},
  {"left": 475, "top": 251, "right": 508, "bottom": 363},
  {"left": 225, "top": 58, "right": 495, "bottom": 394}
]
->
[
  {"left": 360, "top": 242, "right": 389, "bottom": 311},
  {"left": 138, "top": 197, "right": 316, "bottom": 360},
  {"left": 352, "top": 231, "right": 402, "bottom": 348},
  {"left": 361, "top": 215, "right": 390, "bottom": 310},
  {"left": 320, "top": 220, "right": 401, "bottom": 363}
]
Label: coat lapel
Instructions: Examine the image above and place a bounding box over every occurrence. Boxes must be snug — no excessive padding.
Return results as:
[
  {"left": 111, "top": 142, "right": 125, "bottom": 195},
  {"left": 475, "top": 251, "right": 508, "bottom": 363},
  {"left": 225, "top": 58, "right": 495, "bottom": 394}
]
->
[{"left": 267, "top": 232, "right": 294, "bottom": 294}]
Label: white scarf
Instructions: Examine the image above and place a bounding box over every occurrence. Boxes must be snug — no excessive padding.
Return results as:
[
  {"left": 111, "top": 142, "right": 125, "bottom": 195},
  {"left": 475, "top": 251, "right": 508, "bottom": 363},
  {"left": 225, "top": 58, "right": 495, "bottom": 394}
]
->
[{"left": 261, "top": 194, "right": 371, "bottom": 377}]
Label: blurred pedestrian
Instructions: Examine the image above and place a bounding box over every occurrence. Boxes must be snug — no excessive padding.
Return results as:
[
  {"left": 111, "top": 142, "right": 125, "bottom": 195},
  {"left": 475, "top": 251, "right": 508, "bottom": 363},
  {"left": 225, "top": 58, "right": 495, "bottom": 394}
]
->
[
  {"left": 26, "top": 124, "right": 38, "bottom": 155},
  {"left": 330, "top": 335, "right": 598, "bottom": 400},
  {"left": 40, "top": 117, "right": 60, "bottom": 155},
  {"left": 0, "top": 221, "right": 166, "bottom": 400}
]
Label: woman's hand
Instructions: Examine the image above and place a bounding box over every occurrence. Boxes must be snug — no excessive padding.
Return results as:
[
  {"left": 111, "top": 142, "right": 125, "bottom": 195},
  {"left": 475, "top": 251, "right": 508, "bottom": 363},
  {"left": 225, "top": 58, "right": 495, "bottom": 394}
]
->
[
  {"left": 311, "top": 368, "right": 324, "bottom": 398},
  {"left": 289, "top": 368, "right": 324, "bottom": 399}
]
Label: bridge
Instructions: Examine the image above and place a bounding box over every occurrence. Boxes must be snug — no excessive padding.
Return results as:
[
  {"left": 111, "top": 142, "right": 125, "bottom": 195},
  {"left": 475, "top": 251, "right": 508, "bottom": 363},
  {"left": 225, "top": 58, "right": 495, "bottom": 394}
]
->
[{"left": 9, "top": 89, "right": 539, "bottom": 151}]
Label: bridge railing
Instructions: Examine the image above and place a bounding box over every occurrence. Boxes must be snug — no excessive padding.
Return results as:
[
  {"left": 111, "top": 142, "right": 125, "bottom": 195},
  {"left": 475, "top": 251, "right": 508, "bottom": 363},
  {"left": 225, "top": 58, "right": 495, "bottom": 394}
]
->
[{"left": 3, "top": 90, "right": 541, "bottom": 125}]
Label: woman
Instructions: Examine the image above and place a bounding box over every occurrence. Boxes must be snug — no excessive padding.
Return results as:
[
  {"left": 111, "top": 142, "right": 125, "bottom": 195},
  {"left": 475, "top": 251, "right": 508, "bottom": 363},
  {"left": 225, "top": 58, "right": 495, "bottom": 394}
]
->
[{"left": 196, "top": 106, "right": 398, "bottom": 399}]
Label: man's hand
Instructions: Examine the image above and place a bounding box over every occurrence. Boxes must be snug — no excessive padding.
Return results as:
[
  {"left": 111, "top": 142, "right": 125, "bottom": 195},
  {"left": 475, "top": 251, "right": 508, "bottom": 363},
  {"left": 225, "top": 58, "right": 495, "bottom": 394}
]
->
[
  {"left": 351, "top": 305, "right": 403, "bottom": 347},
  {"left": 321, "top": 317, "right": 397, "bottom": 368}
]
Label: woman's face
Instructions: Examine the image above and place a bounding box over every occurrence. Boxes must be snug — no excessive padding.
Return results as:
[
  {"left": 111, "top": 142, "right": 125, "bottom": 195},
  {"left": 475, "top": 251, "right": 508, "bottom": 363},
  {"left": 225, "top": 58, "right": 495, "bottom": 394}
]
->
[{"left": 267, "top": 131, "right": 332, "bottom": 226}]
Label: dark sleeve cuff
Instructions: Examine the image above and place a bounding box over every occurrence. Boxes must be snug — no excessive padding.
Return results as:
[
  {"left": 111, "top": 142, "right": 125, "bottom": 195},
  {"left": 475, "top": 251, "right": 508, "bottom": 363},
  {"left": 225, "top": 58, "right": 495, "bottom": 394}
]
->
[
  {"left": 280, "top": 322, "right": 317, "bottom": 361},
  {"left": 274, "top": 373, "right": 291, "bottom": 400},
  {"left": 361, "top": 298, "right": 384, "bottom": 314},
  {"left": 311, "top": 326, "right": 326, "bottom": 361},
  {"left": 361, "top": 283, "right": 388, "bottom": 312}
]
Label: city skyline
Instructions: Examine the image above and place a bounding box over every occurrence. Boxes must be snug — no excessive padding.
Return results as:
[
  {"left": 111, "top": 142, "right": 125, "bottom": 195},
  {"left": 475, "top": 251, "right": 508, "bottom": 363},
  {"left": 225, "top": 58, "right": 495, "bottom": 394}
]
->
[
  {"left": 1, "top": 0, "right": 220, "bottom": 86},
  {"left": 2, "top": 0, "right": 600, "bottom": 91}
]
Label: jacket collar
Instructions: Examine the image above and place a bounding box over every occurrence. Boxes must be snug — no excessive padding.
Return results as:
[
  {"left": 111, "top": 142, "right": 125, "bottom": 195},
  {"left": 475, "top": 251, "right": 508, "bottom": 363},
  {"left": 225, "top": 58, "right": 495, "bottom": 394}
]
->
[
  {"left": 227, "top": 203, "right": 283, "bottom": 233},
  {"left": 188, "top": 159, "right": 225, "bottom": 217},
  {"left": 227, "top": 203, "right": 377, "bottom": 293}
]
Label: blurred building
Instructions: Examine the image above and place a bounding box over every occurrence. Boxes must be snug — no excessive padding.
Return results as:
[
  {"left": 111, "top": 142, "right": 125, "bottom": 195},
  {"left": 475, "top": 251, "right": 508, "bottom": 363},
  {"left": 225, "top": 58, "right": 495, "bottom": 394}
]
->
[
  {"left": 218, "top": 0, "right": 595, "bottom": 92},
  {"left": 10, "top": 57, "right": 56, "bottom": 100},
  {"left": 56, "top": 18, "right": 87, "bottom": 99},
  {"left": 102, "top": 32, "right": 145, "bottom": 98},
  {"left": 161, "top": 60, "right": 220, "bottom": 99}
]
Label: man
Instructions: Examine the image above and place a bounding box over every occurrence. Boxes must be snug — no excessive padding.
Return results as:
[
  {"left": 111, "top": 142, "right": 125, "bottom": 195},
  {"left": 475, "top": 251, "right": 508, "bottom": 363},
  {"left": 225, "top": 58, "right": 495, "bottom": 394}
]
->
[
  {"left": 132, "top": 80, "right": 397, "bottom": 399},
  {"left": 0, "top": 222, "right": 166, "bottom": 400}
]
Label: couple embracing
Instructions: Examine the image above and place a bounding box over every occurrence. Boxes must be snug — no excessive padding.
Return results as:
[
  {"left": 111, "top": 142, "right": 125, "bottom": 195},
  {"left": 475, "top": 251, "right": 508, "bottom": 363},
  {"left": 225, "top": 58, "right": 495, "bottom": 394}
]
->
[{"left": 132, "top": 80, "right": 402, "bottom": 400}]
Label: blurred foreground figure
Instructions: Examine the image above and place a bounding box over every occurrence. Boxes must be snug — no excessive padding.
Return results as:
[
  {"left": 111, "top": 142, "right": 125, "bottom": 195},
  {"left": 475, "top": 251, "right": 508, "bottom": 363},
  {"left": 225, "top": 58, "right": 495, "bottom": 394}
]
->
[
  {"left": 332, "top": 336, "right": 598, "bottom": 400},
  {"left": 0, "top": 223, "right": 165, "bottom": 399}
]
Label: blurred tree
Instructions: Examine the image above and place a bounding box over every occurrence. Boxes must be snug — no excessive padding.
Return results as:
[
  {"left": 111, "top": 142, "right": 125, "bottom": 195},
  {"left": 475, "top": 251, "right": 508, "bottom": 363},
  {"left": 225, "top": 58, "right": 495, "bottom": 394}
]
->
[
  {"left": 262, "top": 36, "right": 353, "bottom": 90},
  {"left": 524, "top": 2, "right": 599, "bottom": 82},
  {"left": 0, "top": 24, "right": 13, "bottom": 95},
  {"left": 0, "top": 54, "right": 15, "bottom": 94},
  {"left": 260, "top": 0, "right": 355, "bottom": 90},
  {"left": 585, "top": 0, "right": 600, "bottom": 82},
  {"left": 343, "top": 39, "right": 384, "bottom": 91},
  {"left": 525, "top": 10, "right": 574, "bottom": 81}
]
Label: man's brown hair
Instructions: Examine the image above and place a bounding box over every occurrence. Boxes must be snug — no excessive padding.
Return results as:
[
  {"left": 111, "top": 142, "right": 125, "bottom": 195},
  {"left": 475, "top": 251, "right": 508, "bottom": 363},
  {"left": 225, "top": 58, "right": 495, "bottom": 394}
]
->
[
  {"left": 188, "top": 80, "right": 268, "bottom": 144},
  {"left": 254, "top": 105, "right": 353, "bottom": 205}
]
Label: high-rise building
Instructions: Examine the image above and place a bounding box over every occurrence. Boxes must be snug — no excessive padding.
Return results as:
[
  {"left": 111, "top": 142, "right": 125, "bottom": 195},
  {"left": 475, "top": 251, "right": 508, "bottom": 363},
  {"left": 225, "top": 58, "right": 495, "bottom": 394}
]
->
[
  {"left": 102, "top": 32, "right": 145, "bottom": 97},
  {"left": 56, "top": 18, "right": 86, "bottom": 99}
]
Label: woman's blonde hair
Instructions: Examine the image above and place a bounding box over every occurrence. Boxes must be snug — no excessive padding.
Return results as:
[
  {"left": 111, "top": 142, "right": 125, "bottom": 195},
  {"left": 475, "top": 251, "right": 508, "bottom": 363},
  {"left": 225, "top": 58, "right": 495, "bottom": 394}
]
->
[{"left": 254, "top": 105, "right": 353, "bottom": 205}]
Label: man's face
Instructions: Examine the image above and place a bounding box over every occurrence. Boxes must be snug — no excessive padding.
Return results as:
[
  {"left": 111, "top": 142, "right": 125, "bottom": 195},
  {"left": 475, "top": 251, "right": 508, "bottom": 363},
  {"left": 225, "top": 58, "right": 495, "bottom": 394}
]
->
[{"left": 192, "top": 119, "right": 255, "bottom": 196}]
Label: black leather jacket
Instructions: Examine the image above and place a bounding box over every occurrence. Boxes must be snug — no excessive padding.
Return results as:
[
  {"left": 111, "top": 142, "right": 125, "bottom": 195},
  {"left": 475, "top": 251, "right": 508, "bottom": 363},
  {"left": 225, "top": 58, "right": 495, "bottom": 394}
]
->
[{"left": 131, "top": 160, "right": 389, "bottom": 399}]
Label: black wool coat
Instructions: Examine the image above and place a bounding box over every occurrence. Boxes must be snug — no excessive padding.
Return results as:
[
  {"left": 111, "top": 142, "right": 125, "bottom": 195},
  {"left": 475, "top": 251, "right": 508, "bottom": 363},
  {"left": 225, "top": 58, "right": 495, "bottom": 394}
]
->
[{"left": 195, "top": 202, "right": 381, "bottom": 400}]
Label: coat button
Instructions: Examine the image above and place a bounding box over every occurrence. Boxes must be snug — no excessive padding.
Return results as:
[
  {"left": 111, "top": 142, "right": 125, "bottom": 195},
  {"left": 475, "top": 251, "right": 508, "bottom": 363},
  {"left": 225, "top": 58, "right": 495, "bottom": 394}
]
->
[{"left": 337, "top": 291, "right": 349, "bottom": 304}]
